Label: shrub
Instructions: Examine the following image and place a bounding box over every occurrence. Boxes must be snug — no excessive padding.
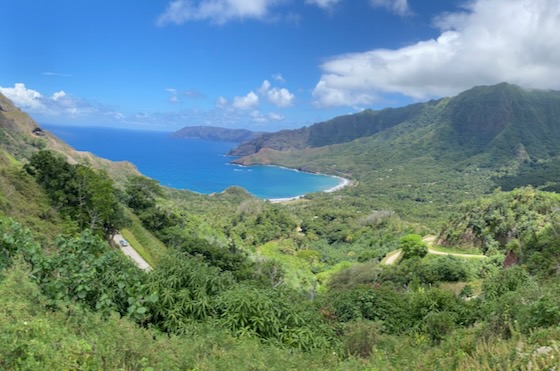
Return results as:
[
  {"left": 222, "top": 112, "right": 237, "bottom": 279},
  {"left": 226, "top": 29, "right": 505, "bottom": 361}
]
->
[{"left": 399, "top": 234, "right": 428, "bottom": 259}]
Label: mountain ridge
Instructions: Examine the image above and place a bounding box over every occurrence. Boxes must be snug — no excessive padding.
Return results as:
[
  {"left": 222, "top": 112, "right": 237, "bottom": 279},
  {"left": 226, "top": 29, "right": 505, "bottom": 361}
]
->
[{"left": 232, "top": 83, "right": 560, "bottom": 170}]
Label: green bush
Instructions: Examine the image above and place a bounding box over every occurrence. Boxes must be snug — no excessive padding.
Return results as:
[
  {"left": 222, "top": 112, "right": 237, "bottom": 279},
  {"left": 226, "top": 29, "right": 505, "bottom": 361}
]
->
[{"left": 399, "top": 234, "right": 428, "bottom": 259}]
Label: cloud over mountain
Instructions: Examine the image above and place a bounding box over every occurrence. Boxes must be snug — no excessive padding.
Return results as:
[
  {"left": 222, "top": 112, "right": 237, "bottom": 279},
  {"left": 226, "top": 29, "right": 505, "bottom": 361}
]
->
[{"left": 313, "top": 0, "right": 560, "bottom": 107}]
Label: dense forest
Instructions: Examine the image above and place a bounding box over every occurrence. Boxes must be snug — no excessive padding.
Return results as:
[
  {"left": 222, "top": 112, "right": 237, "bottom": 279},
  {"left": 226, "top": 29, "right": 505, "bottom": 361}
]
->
[{"left": 1, "top": 85, "right": 560, "bottom": 369}]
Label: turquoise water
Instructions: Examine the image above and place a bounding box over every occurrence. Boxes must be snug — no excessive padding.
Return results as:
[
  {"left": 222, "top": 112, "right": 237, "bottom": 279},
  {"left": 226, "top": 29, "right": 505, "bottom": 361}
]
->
[{"left": 44, "top": 125, "right": 341, "bottom": 199}]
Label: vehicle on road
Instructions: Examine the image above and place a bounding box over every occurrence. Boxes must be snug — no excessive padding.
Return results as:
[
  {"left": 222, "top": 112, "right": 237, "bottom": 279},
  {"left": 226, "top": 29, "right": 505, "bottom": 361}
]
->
[{"left": 119, "top": 239, "right": 129, "bottom": 247}]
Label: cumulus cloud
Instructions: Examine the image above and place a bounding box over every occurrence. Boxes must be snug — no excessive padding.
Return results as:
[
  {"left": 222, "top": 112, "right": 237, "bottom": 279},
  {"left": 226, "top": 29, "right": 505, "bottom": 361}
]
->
[
  {"left": 0, "top": 83, "right": 285, "bottom": 130},
  {"left": 0, "top": 83, "right": 122, "bottom": 121},
  {"left": 313, "top": 0, "right": 560, "bottom": 107},
  {"left": 272, "top": 73, "right": 285, "bottom": 82},
  {"left": 157, "top": 0, "right": 282, "bottom": 25},
  {"left": 216, "top": 96, "right": 229, "bottom": 107},
  {"left": 267, "top": 112, "right": 284, "bottom": 121},
  {"left": 233, "top": 91, "right": 259, "bottom": 109},
  {"left": 259, "top": 80, "right": 295, "bottom": 107},
  {"left": 0, "top": 83, "right": 45, "bottom": 111},
  {"left": 166, "top": 87, "right": 205, "bottom": 103},
  {"left": 370, "top": 0, "right": 410, "bottom": 16},
  {"left": 249, "top": 110, "right": 284, "bottom": 123},
  {"left": 305, "top": 0, "right": 341, "bottom": 10},
  {"left": 51, "top": 91, "right": 67, "bottom": 101}
]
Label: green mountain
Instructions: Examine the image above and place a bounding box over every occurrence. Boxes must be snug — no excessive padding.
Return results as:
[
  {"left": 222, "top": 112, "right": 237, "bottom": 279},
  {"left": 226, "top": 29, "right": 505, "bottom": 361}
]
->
[
  {"left": 228, "top": 83, "right": 560, "bottom": 221},
  {"left": 232, "top": 83, "right": 560, "bottom": 167},
  {"left": 230, "top": 103, "right": 426, "bottom": 156},
  {"left": 172, "top": 125, "right": 264, "bottom": 143}
]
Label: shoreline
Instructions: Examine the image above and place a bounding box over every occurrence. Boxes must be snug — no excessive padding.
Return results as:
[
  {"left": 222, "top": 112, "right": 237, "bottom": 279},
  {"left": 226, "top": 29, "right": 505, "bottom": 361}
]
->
[{"left": 268, "top": 175, "right": 351, "bottom": 203}]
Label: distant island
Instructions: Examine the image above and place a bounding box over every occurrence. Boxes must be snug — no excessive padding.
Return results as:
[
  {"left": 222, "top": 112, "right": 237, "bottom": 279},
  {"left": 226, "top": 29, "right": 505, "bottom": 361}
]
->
[{"left": 171, "top": 126, "right": 265, "bottom": 143}]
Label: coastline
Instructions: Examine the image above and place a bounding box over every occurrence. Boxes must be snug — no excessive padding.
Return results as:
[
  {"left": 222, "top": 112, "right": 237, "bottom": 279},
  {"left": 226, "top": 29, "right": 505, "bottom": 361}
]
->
[{"left": 268, "top": 175, "right": 350, "bottom": 203}]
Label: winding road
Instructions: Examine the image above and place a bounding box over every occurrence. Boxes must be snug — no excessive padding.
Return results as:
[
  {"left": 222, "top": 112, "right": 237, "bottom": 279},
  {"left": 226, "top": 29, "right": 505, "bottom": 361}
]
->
[
  {"left": 383, "top": 235, "right": 486, "bottom": 265},
  {"left": 113, "top": 233, "right": 152, "bottom": 271},
  {"left": 383, "top": 249, "right": 403, "bottom": 265}
]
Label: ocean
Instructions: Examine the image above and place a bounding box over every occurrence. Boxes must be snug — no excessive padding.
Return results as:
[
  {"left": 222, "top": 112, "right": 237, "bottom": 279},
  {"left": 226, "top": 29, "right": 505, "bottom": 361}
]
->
[{"left": 44, "top": 125, "right": 341, "bottom": 199}]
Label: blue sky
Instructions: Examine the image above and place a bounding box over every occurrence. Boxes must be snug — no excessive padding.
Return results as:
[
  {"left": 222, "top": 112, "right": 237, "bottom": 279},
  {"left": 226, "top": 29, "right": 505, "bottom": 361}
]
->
[{"left": 1, "top": 0, "right": 560, "bottom": 131}]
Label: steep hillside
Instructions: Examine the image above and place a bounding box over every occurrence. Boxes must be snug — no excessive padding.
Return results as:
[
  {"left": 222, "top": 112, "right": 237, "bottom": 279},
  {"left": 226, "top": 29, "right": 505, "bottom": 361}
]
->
[
  {"left": 230, "top": 83, "right": 560, "bottom": 220},
  {"left": 0, "top": 149, "right": 66, "bottom": 240},
  {"left": 230, "top": 103, "right": 427, "bottom": 156},
  {"left": 172, "top": 125, "right": 264, "bottom": 143},
  {"left": 0, "top": 93, "right": 139, "bottom": 183},
  {"left": 435, "top": 83, "right": 560, "bottom": 165},
  {"left": 233, "top": 83, "right": 560, "bottom": 167}
]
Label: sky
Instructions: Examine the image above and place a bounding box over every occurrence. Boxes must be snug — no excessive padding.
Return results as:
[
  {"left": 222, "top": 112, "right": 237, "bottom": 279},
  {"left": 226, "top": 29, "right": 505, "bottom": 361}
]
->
[{"left": 1, "top": 0, "right": 560, "bottom": 131}]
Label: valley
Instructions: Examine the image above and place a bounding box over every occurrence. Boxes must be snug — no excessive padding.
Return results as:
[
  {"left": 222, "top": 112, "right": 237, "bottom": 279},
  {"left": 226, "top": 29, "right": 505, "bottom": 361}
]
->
[{"left": 1, "top": 83, "right": 560, "bottom": 369}]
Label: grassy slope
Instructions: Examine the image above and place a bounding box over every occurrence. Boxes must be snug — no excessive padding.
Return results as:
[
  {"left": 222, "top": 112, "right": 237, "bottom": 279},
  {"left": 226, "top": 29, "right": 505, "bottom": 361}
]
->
[
  {"left": 120, "top": 211, "right": 167, "bottom": 267},
  {"left": 0, "top": 92, "right": 139, "bottom": 186},
  {"left": 0, "top": 150, "right": 67, "bottom": 241}
]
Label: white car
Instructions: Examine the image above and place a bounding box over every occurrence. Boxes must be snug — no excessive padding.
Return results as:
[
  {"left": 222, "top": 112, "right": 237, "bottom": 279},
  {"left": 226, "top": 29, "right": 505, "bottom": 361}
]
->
[{"left": 119, "top": 239, "right": 129, "bottom": 247}]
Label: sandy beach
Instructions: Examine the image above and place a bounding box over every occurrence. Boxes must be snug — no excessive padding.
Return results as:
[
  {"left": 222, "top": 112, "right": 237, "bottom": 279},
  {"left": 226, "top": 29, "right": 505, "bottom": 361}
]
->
[
  {"left": 324, "top": 176, "right": 351, "bottom": 193},
  {"left": 268, "top": 175, "right": 350, "bottom": 203}
]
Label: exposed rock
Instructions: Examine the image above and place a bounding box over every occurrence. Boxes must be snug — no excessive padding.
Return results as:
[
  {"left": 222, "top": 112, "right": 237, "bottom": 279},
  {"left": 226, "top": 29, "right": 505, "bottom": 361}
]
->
[
  {"left": 503, "top": 250, "right": 518, "bottom": 268},
  {"left": 32, "top": 127, "right": 46, "bottom": 136}
]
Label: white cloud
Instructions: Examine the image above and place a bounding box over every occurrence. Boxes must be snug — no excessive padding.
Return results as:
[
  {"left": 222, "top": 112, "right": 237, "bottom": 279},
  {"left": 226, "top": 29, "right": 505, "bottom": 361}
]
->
[
  {"left": 51, "top": 91, "right": 67, "bottom": 101},
  {"left": 258, "top": 80, "right": 272, "bottom": 95},
  {"left": 166, "top": 87, "right": 206, "bottom": 103},
  {"left": 313, "top": 0, "right": 560, "bottom": 107},
  {"left": 259, "top": 80, "right": 295, "bottom": 107},
  {"left": 157, "top": 0, "right": 282, "bottom": 25},
  {"left": 370, "top": 0, "right": 410, "bottom": 16},
  {"left": 0, "top": 83, "right": 45, "bottom": 111},
  {"left": 305, "top": 0, "right": 341, "bottom": 10},
  {"left": 267, "top": 112, "right": 284, "bottom": 121},
  {"left": 0, "top": 83, "right": 123, "bottom": 121},
  {"left": 272, "top": 73, "right": 285, "bottom": 82},
  {"left": 216, "top": 96, "right": 229, "bottom": 107},
  {"left": 249, "top": 110, "right": 284, "bottom": 123},
  {"left": 233, "top": 91, "right": 259, "bottom": 109},
  {"left": 42, "top": 72, "right": 72, "bottom": 77},
  {"left": 0, "top": 83, "right": 286, "bottom": 130}
]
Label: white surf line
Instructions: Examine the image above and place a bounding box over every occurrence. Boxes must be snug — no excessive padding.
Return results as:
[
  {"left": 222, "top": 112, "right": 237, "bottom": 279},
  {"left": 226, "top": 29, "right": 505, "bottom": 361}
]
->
[
  {"left": 268, "top": 195, "right": 304, "bottom": 203},
  {"left": 268, "top": 175, "right": 351, "bottom": 203},
  {"left": 324, "top": 176, "right": 351, "bottom": 193}
]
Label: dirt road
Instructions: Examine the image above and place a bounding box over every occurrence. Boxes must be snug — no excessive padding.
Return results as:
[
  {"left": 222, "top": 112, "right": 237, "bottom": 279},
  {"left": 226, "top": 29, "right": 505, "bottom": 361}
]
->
[
  {"left": 113, "top": 233, "right": 152, "bottom": 271},
  {"left": 423, "top": 235, "right": 486, "bottom": 259},
  {"left": 383, "top": 249, "right": 402, "bottom": 265},
  {"left": 383, "top": 235, "right": 485, "bottom": 265}
]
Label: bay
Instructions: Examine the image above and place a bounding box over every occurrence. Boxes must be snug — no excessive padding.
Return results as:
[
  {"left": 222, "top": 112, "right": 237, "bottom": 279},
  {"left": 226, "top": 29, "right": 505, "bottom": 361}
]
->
[{"left": 44, "top": 125, "right": 341, "bottom": 199}]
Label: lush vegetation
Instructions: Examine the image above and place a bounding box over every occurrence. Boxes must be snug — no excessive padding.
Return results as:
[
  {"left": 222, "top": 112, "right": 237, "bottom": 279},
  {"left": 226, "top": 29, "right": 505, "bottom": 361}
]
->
[
  {"left": 2, "top": 85, "right": 560, "bottom": 369},
  {"left": 233, "top": 83, "right": 560, "bottom": 222}
]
